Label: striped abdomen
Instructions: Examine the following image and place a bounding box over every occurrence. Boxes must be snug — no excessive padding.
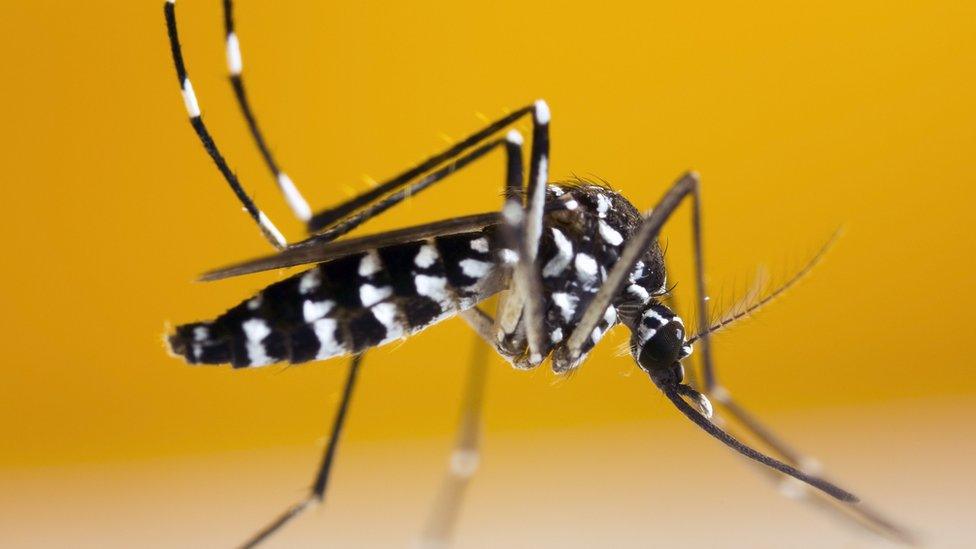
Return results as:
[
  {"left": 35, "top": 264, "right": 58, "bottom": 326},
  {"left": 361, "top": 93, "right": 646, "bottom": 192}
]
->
[{"left": 168, "top": 230, "right": 504, "bottom": 367}]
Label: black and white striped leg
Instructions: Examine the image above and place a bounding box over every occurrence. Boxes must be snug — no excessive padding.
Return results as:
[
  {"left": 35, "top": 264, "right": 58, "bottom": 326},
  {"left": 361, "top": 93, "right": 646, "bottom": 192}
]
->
[
  {"left": 168, "top": 2, "right": 543, "bottom": 249},
  {"left": 494, "top": 102, "right": 550, "bottom": 367},
  {"left": 164, "top": 1, "right": 287, "bottom": 249},
  {"left": 197, "top": 139, "right": 529, "bottom": 283},
  {"left": 307, "top": 101, "right": 550, "bottom": 241},
  {"left": 239, "top": 354, "right": 363, "bottom": 549},
  {"left": 417, "top": 336, "right": 489, "bottom": 548},
  {"left": 310, "top": 127, "right": 531, "bottom": 245},
  {"left": 222, "top": 0, "right": 313, "bottom": 222}
]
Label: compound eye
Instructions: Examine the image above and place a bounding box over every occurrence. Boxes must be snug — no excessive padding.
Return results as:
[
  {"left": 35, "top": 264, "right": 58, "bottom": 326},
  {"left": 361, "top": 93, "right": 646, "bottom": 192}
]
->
[{"left": 638, "top": 322, "right": 684, "bottom": 370}]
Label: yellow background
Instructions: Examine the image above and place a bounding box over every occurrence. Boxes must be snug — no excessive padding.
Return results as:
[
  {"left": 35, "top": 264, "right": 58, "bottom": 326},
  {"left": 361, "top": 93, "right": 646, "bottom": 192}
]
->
[{"left": 1, "top": 1, "right": 974, "bottom": 547}]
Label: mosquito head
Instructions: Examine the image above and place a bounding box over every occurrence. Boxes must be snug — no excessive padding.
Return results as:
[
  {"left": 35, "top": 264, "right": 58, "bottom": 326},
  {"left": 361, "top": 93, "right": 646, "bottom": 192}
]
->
[{"left": 630, "top": 302, "right": 693, "bottom": 386}]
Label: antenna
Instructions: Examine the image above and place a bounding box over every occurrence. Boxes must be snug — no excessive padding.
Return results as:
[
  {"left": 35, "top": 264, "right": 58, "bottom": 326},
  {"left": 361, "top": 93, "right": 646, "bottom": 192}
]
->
[{"left": 686, "top": 228, "right": 842, "bottom": 345}]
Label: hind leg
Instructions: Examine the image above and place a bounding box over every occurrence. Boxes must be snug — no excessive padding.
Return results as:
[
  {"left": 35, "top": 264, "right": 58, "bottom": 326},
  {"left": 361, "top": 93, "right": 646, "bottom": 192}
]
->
[{"left": 417, "top": 335, "right": 490, "bottom": 548}]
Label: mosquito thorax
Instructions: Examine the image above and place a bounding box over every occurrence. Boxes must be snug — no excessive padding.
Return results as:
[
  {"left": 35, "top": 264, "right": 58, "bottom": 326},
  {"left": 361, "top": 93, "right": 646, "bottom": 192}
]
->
[{"left": 630, "top": 302, "right": 692, "bottom": 384}]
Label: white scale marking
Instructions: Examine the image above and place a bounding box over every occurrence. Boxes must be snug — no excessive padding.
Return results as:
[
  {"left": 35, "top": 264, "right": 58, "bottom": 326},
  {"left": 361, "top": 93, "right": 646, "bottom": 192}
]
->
[
  {"left": 505, "top": 129, "right": 523, "bottom": 145},
  {"left": 459, "top": 258, "right": 492, "bottom": 279},
  {"left": 598, "top": 220, "right": 623, "bottom": 246},
  {"left": 258, "top": 211, "right": 287, "bottom": 248},
  {"left": 226, "top": 32, "right": 242, "bottom": 75},
  {"left": 312, "top": 318, "right": 344, "bottom": 359},
  {"left": 371, "top": 302, "right": 405, "bottom": 341},
  {"left": 628, "top": 284, "right": 650, "bottom": 303},
  {"left": 574, "top": 253, "right": 598, "bottom": 282},
  {"left": 596, "top": 194, "right": 610, "bottom": 218},
  {"left": 181, "top": 78, "right": 201, "bottom": 118},
  {"left": 534, "top": 99, "right": 551, "bottom": 124},
  {"left": 415, "top": 274, "right": 451, "bottom": 306},
  {"left": 241, "top": 318, "right": 273, "bottom": 366},
  {"left": 360, "top": 284, "right": 392, "bottom": 308},
  {"left": 552, "top": 292, "right": 579, "bottom": 323},
  {"left": 247, "top": 295, "right": 263, "bottom": 310},
  {"left": 414, "top": 244, "right": 438, "bottom": 268},
  {"left": 589, "top": 307, "right": 618, "bottom": 344},
  {"left": 673, "top": 315, "right": 685, "bottom": 328},
  {"left": 629, "top": 261, "right": 645, "bottom": 282},
  {"left": 470, "top": 237, "right": 489, "bottom": 253},
  {"left": 542, "top": 228, "right": 573, "bottom": 277},
  {"left": 358, "top": 250, "right": 382, "bottom": 276},
  {"left": 498, "top": 248, "right": 518, "bottom": 264},
  {"left": 299, "top": 269, "right": 321, "bottom": 295},
  {"left": 644, "top": 308, "right": 667, "bottom": 323},
  {"left": 193, "top": 326, "right": 209, "bottom": 342},
  {"left": 550, "top": 327, "right": 564, "bottom": 343},
  {"left": 277, "top": 173, "right": 312, "bottom": 222},
  {"left": 639, "top": 308, "right": 671, "bottom": 344},
  {"left": 303, "top": 300, "right": 335, "bottom": 323}
]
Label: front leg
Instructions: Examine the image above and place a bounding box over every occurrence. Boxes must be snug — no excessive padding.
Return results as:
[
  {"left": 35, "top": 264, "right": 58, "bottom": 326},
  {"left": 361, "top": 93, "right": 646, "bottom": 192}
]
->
[{"left": 493, "top": 101, "right": 551, "bottom": 368}]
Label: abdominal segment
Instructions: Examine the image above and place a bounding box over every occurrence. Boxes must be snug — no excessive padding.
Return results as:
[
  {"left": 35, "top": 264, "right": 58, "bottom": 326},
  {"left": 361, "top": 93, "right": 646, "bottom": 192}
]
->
[{"left": 168, "top": 230, "right": 503, "bottom": 368}]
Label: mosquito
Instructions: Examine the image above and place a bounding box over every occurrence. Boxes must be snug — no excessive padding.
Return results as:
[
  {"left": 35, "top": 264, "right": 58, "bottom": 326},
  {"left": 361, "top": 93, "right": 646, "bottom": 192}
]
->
[{"left": 162, "top": 2, "right": 911, "bottom": 547}]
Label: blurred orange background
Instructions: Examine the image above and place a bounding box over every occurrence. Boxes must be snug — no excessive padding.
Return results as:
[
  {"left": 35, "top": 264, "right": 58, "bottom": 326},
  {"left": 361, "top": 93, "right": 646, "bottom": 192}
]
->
[{"left": 0, "top": 1, "right": 974, "bottom": 547}]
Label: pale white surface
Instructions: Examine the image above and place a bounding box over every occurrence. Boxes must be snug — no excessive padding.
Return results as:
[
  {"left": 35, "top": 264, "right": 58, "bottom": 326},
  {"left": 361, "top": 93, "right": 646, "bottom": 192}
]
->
[{"left": 2, "top": 397, "right": 970, "bottom": 548}]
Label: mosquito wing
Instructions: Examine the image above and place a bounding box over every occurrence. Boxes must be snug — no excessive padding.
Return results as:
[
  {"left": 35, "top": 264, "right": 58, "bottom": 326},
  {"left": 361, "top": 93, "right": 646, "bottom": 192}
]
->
[{"left": 200, "top": 212, "right": 502, "bottom": 281}]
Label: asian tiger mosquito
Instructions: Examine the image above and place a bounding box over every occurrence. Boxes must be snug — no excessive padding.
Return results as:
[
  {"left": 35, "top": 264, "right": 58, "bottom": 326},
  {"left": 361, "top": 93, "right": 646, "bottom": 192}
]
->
[{"left": 162, "top": 1, "right": 911, "bottom": 546}]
